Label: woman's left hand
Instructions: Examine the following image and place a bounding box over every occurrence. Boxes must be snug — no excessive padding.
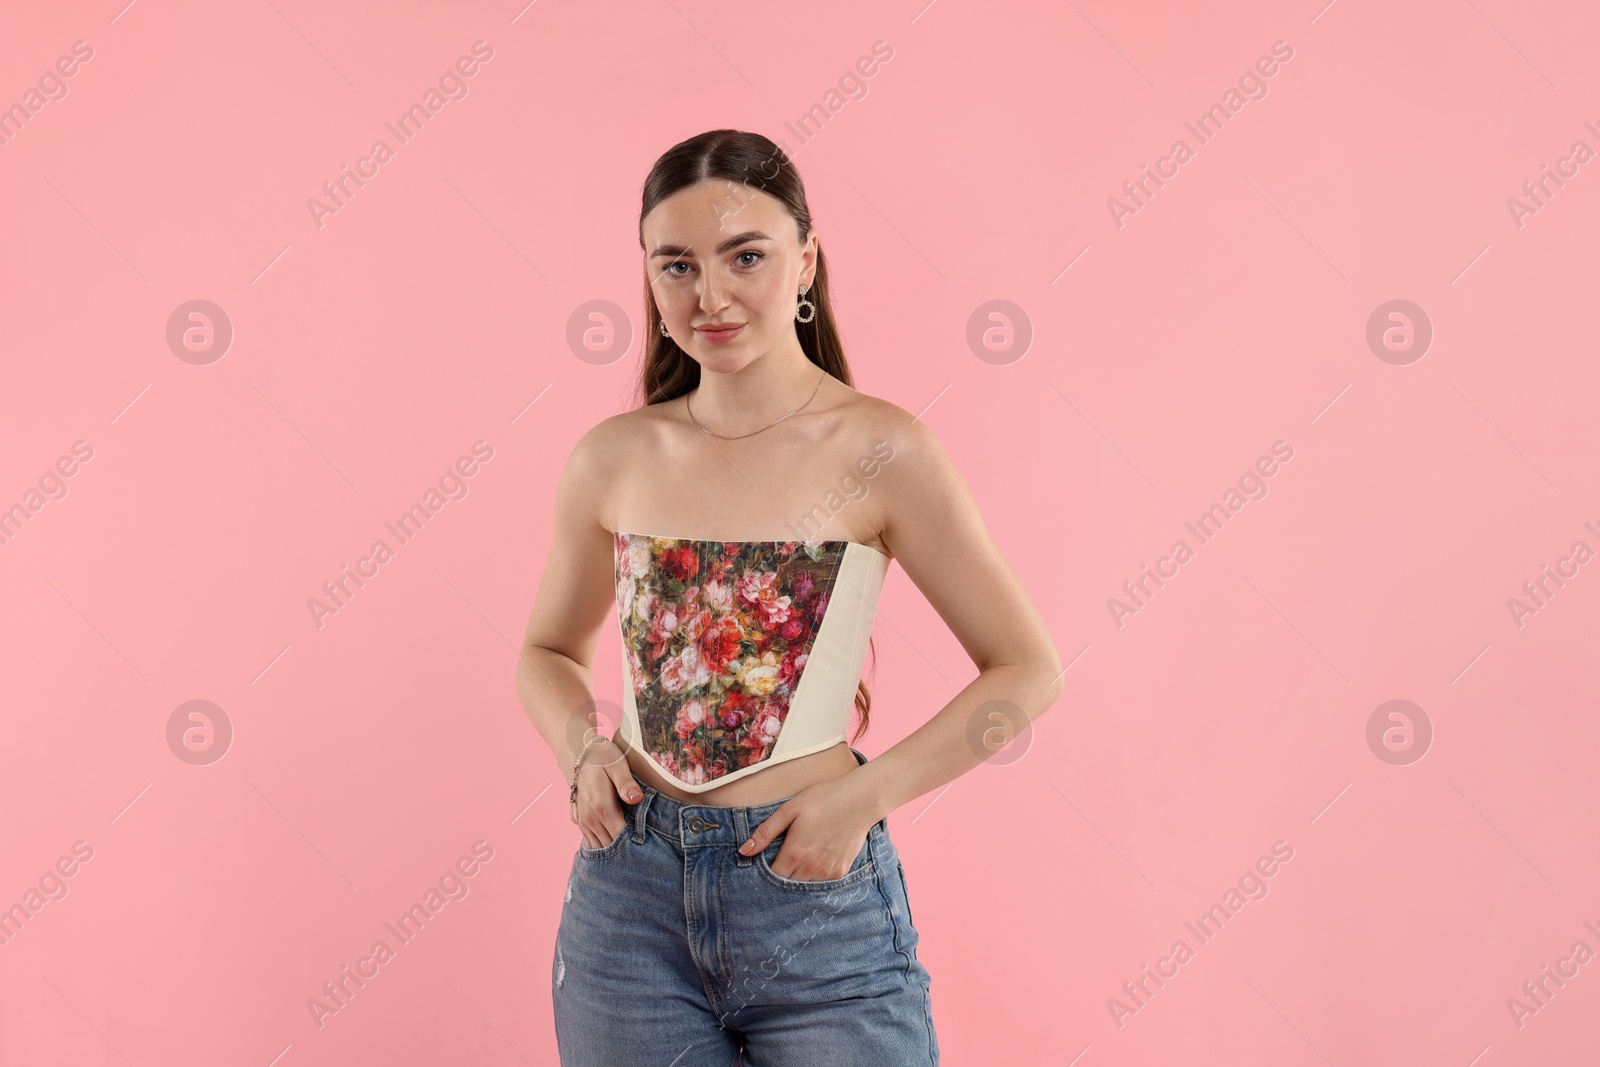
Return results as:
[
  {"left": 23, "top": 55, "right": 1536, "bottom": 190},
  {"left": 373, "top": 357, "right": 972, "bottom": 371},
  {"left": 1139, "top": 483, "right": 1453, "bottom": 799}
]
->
[{"left": 739, "top": 774, "right": 879, "bottom": 881}]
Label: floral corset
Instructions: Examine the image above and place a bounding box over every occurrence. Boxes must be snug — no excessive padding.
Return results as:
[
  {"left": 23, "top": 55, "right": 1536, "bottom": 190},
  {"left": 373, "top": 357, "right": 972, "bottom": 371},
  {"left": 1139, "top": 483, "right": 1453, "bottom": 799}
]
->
[{"left": 612, "top": 531, "right": 890, "bottom": 792}]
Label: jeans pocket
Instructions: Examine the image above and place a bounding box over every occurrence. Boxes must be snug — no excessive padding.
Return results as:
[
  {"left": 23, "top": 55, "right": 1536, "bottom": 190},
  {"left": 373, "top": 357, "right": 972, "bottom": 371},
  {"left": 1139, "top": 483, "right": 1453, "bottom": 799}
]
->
[
  {"left": 755, "top": 831, "right": 876, "bottom": 892},
  {"left": 577, "top": 822, "right": 630, "bottom": 860}
]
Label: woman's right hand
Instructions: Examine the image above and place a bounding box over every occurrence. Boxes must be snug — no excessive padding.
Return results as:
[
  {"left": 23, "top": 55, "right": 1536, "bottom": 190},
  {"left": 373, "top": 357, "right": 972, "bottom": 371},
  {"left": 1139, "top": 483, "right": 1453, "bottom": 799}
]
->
[{"left": 573, "top": 738, "right": 643, "bottom": 850}]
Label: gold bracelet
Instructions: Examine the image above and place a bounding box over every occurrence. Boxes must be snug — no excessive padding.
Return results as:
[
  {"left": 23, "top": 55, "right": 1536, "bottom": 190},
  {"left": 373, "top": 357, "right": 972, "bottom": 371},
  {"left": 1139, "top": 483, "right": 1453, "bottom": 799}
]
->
[{"left": 568, "top": 733, "right": 610, "bottom": 823}]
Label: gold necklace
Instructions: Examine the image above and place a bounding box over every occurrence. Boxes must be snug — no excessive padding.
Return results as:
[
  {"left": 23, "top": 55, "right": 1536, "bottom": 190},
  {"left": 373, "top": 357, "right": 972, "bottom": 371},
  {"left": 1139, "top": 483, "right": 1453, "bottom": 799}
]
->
[{"left": 683, "top": 366, "right": 827, "bottom": 441}]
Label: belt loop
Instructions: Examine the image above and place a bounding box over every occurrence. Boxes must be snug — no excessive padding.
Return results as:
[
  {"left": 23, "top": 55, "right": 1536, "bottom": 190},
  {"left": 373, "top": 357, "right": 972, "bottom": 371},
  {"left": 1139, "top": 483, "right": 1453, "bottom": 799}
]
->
[
  {"left": 632, "top": 788, "right": 655, "bottom": 843},
  {"left": 732, "top": 807, "right": 752, "bottom": 866}
]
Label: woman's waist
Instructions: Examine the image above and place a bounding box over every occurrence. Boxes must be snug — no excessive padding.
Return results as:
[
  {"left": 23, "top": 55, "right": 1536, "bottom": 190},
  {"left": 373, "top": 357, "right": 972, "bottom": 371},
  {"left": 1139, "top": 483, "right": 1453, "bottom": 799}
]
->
[{"left": 622, "top": 741, "right": 860, "bottom": 807}]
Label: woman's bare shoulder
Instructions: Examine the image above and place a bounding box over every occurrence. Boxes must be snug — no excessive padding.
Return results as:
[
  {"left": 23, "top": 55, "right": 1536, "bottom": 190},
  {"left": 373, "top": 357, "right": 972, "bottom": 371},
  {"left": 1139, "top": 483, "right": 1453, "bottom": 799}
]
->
[
  {"left": 834, "top": 387, "right": 943, "bottom": 456},
  {"left": 569, "top": 404, "right": 671, "bottom": 469},
  {"left": 560, "top": 405, "right": 676, "bottom": 531}
]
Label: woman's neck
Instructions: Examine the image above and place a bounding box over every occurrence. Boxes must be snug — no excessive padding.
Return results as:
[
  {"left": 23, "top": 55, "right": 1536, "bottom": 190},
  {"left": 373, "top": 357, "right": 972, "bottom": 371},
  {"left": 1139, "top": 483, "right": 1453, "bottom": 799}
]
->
[{"left": 686, "top": 340, "right": 829, "bottom": 437}]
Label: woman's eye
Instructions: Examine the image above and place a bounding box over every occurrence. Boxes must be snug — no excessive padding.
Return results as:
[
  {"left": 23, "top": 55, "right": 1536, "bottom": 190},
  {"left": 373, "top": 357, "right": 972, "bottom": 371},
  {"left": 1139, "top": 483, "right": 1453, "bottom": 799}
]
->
[{"left": 661, "top": 252, "right": 759, "bottom": 276}]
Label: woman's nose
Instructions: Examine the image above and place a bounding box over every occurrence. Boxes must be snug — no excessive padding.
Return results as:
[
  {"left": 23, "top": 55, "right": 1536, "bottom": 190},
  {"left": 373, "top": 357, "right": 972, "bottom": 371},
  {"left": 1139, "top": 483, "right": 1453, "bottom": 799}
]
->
[{"left": 697, "top": 276, "right": 728, "bottom": 310}]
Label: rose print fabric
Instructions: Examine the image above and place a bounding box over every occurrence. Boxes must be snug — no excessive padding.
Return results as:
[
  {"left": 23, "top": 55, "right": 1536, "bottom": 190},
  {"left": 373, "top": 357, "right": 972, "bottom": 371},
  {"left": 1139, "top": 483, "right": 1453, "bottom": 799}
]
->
[{"left": 614, "top": 533, "right": 848, "bottom": 788}]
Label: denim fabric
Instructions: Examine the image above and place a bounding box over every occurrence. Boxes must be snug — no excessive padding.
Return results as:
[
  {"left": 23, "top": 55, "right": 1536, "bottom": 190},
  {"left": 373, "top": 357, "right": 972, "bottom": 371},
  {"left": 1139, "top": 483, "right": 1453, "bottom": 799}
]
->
[{"left": 553, "top": 747, "right": 939, "bottom": 1066}]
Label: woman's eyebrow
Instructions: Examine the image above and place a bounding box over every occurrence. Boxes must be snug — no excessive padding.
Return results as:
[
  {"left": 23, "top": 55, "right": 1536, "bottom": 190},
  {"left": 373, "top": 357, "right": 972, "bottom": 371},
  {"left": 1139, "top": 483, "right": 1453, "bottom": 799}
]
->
[{"left": 649, "top": 230, "right": 773, "bottom": 258}]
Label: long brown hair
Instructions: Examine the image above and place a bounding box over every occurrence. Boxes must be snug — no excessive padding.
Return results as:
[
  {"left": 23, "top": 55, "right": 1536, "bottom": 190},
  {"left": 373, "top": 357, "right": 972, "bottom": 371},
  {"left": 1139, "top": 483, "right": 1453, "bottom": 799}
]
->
[{"left": 632, "top": 128, "right": 875, "bottom": 743}]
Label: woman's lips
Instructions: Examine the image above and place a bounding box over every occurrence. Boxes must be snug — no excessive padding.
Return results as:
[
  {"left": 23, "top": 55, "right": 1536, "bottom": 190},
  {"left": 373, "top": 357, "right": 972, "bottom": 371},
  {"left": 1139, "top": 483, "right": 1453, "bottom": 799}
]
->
[{"left": 696, "top": 323, "right": 745, "bottom": 342}]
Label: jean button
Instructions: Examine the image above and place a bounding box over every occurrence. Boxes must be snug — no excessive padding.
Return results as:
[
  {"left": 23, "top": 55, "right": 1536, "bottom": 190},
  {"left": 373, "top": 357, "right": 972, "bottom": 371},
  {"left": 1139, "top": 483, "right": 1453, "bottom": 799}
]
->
[{"left": 687, "top": 816, "right": 716, "bottom": 833}]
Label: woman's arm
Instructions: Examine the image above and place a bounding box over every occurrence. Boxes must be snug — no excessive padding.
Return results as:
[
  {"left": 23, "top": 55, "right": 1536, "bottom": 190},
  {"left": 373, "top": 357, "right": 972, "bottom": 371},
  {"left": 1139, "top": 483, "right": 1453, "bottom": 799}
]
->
[
  {"left": 735, "top": 411, "right": 1065, "bottom": 875},
  {"left": 852, "top": 414, "right": 1065, "bottom": 821},
  {"left": 514, "top": 423, "right": 633, "bottom": 794}
]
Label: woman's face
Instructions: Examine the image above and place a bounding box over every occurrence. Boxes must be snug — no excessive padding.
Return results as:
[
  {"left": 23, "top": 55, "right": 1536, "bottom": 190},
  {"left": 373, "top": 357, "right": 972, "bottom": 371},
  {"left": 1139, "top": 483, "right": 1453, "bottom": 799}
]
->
[{"left": 642, "top": 179, "right": 815, "bottom": 373}]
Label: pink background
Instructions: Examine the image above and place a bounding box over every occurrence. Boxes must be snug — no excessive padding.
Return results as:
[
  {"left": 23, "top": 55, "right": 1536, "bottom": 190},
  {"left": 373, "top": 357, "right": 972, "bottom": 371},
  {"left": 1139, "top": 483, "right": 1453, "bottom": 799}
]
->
[{"left": 3, "top": 0, "right": 1599, "bottom": 1063}]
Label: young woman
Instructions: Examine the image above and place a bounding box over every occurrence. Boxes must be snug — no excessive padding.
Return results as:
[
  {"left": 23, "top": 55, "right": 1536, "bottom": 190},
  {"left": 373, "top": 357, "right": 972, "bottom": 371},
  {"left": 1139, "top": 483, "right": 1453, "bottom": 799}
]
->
[{"left": 516, "top": 129, "right": 1063, "bottom": 1066}]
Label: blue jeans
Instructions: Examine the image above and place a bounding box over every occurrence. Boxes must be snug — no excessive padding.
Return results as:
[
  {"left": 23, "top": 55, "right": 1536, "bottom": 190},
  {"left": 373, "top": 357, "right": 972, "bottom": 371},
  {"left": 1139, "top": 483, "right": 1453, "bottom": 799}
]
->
[{"left": 553, "top": 746, "right": 939, "bottom": 1065}]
